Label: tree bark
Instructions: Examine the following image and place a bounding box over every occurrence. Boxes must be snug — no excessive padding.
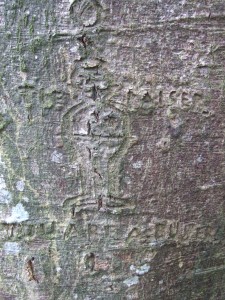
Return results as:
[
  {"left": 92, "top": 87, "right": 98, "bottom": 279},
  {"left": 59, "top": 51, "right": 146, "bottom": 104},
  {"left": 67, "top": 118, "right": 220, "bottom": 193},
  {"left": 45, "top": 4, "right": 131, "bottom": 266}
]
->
[{"left": 0, "top": 0, "right": 225, "bottom": 299}]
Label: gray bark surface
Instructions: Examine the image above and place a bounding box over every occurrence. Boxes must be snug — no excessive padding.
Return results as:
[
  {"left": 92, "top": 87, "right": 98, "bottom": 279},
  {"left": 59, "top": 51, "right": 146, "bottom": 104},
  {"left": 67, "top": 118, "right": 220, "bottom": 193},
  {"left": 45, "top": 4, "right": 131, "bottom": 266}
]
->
[{"left": 0, "top": 0, "right": 225, "bottom": 299}]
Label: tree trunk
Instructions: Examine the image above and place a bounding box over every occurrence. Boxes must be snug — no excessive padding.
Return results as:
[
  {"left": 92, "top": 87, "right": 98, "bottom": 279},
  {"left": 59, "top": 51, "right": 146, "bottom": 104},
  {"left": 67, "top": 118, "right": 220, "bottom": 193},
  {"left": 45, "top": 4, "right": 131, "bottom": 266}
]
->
[{"left": 0, "top": 0, "right": 225, "bottom": 299}]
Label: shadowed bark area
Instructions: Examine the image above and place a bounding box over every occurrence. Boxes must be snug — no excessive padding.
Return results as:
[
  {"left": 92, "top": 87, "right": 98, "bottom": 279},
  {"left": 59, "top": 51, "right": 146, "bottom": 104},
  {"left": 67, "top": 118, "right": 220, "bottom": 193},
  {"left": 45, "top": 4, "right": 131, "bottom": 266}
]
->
[{"left": 0, "top": 0, "right": 225, "bottom": 299}]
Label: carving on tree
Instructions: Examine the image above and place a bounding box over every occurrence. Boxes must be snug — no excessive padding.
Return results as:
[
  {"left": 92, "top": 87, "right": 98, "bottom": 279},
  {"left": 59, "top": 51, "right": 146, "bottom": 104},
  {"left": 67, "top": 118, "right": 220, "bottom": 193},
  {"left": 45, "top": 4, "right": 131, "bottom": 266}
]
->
[{"left": 0, "top": 0, "right": 224, "bottom": 299}]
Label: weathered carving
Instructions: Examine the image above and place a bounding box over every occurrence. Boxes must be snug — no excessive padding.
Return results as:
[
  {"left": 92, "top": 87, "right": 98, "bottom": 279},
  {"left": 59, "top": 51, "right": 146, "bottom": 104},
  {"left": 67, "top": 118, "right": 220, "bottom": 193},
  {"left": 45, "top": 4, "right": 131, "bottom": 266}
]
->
[
  {"left": 0, "top": 0, "right": 224, "bottom": 298},
  {"left": 70, "top": 0, "right": 102, "bottom": 27}
]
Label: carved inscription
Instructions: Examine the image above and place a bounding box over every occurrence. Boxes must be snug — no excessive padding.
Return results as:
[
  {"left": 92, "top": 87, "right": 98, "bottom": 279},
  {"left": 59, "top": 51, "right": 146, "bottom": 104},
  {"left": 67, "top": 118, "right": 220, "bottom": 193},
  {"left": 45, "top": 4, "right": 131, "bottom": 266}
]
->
[{"left": 128, "top": 87, "right": 205, "bottom": 114}]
